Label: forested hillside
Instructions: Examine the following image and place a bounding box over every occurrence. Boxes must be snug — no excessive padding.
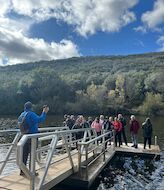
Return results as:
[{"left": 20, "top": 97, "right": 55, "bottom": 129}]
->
[{"left": 0, "top": 52, "right": 164, "bottom": 115}]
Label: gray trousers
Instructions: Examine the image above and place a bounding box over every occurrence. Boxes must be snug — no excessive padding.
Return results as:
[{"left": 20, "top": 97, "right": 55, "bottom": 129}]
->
[{"left": 131, "top": 133, "right": 138, "bottom": 146}]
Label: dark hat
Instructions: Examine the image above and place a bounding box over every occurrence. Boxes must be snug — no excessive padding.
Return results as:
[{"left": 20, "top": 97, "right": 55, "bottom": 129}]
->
[{"left": 24, "top": 101, "right": 32, "bottom": 110}]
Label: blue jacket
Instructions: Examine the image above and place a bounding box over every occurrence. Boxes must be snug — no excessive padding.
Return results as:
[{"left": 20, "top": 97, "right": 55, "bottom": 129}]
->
[{"left": 23, "top": 108, "right": 46, "bottom": 134}]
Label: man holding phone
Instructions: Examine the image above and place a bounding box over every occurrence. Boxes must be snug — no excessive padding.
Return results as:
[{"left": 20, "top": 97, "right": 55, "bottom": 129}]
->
[{"left": 18, "top": 101, "right": 49, "bottom": 176}]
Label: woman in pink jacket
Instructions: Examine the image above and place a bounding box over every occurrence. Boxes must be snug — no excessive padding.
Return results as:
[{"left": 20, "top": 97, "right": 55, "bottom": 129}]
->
[{"left": 91, "top": 117, "right": 102, "bottom": 136}]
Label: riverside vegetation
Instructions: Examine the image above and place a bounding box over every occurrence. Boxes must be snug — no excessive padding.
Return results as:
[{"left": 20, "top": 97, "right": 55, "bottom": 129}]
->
[{"left": 0, "top": 52, "right": 164, "bottom": 116}]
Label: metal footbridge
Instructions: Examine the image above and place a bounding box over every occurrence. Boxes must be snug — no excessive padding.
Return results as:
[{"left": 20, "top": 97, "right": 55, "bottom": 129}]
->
[{"left": 0, "top": 127, "right": 160, "bottom": 190}]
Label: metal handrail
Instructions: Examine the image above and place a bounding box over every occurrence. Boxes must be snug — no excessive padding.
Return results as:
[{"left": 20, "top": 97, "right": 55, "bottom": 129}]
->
[
  {"left": 1, "top": 127, "right": 114, "bottom": 189},
  {"left": 78, "top": 130, "right": 114, "bottom": 145},
  {"left": 0, "top": 129, "right": 20, "bottom": 133},
  {"left": 16, "top": 128, "right": 97, "bottom": 190},
  {"left": 38, "top": 126, "right": 69, "bottom": 132},
  {"left": 0, "top": 126, "right": 68, "bottom": 134},
  {"left": 0, "top": 127, "right": 69, "bottom": 176},
  {"left": 0, "top": 130, "right": 21, "bottom": 175},
  {"left": 77, "top": 130, "right": 115, "bottom": 179}
]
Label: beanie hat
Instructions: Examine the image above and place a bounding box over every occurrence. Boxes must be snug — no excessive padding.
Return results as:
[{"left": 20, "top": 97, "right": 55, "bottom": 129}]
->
[{"left": 24, "top": 101, "right": 32, "bottom": 110}]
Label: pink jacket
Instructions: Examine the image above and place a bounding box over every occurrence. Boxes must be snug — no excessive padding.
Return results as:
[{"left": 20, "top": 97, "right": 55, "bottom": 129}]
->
[{"left": 91, "top": 121, "right": 102, "bottom": 133}]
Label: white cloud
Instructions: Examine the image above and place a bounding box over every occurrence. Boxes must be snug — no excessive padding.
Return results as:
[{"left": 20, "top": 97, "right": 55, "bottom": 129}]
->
[
  {"left": 0, "top": 0, "right": 139, "bottom": 65},
  {"left": 10, "top": 0, "right": 138, "bottom": 36},
  {"left": 134, "top": 0, "right": 164, "bottom": 35},
  {"left": 0, "top": 28, "right": 79, "bottom": 65},
  {"left": 157, "top": 36, "right": 164, "bottom": 51},
  {"left": 0, "top": 17, "right": 33, "bottom": 34},
  {"left": 134, "top": 26, "right": 147, "bottom": 33},
  {"left": 142, "top": 0, "right": 164, "bottom": 29},
  {"left": 0, "top": 1, "right": 80, "bottom": 65},
  {"left": 0, "top": 0, "right": 33, "bottom": 34},
  {"left": 0, "top": 0, "right": 11, "bottom": 16},
  {"left": 69, "top": 0, "right": 138, "bottom": 36}
]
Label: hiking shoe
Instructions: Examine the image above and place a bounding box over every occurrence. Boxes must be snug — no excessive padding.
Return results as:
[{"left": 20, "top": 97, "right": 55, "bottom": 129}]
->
[
  {"left": 20, "top": 171, "right": 25, "bottom": 176},
  {"left": 35, "top": 172, "right": 39, "bottom": 176}
]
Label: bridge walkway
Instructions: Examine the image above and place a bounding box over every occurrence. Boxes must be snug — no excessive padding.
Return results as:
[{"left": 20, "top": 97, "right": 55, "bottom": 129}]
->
[{"left": 0, "top": 127, "right": 160, "bottom": 190}]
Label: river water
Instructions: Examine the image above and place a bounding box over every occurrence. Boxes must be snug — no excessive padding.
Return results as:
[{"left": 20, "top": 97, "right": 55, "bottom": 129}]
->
[
  {"left": 0, "top": 115, "right": 164, "bottom": 189},
  {"left": 94, "top": 115, "right": 164, "bottom": 190}
]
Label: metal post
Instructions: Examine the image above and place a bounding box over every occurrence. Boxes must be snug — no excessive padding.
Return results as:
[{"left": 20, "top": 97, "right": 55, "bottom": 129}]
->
[
  {"left": 103, "top": 134, "right": 105, "bottom": 162},
  {"left": 37, "top": 135, "right": 58, "bottom": 190},
  {"left": 62, "top": 134, "right": 75, "bottom": 172},
  {"left": 103, "top": 138, "right": 106, "bottom": 162},
  {"left": 88, "top": 130, "right": 92, "bottom": 141},
  {"left": 78, "top": 144, "right": 82, "bottom": 176},
  {"left": 155, "top": 136, "right": 157, "bottom": 146},
  {"left": 92, "top": 129, "right": 97, "bottom": 139},
  {"left": 85, "top": 144, "right": 88, "bottom": 180},
  {"left": 81, "top": 130, "right": 87, "bottom": 153},
  {"left": 30, "top": 138, "right": 37, "bottom": 190},
  {"left": 69, "top": 132, "right": 72, "bottom": 144},
  {"left": 113, "top": 130, "right": 115, "bottom": 150},
  {"left": 103, "top": 148, "right": 106, "bottom": 162},
  {"left": 36, "top": 140, "right": 41, "bottom": 163}
]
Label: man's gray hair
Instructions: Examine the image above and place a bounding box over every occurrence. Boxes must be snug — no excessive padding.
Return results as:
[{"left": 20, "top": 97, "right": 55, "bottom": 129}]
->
[{"left": 130, "top": 115, "right": 135, "bottom": 120}]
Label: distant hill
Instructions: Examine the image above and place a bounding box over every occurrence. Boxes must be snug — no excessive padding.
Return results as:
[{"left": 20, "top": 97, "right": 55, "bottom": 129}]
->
[{"left": 0, "top": 52, "right": 164, "bottom": 115}]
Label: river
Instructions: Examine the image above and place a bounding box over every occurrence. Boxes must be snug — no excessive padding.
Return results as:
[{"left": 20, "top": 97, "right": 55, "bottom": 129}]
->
[
  {"left": 93, "top": 115, "right": 164, "bottom": 190},
  {"left": 0, "top": 115, "right": 164, "bottom": 189}
]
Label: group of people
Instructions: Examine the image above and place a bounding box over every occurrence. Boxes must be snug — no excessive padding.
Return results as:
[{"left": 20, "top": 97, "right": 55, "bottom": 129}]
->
[
  {"left": 18, "top": 101, "right": 153, "bottom": 177},
  {"left": 63, "top": 114, "right": 153, "bottom": 150}
]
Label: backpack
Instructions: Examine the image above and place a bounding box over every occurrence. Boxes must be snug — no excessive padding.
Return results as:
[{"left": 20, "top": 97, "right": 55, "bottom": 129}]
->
[{"left": 18, "top": 112, "right": 30, "bottom": 134}]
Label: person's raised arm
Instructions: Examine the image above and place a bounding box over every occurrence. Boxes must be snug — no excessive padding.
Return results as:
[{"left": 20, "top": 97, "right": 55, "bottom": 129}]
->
[{"left": 31, "top": 106, "right": 49, "bottom": 124}]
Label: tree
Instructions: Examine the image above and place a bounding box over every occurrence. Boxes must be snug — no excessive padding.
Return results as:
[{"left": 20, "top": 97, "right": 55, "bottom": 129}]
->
[
  {"left": 138, "top": 92, "right": 164, "bottom": 115},
  {"left": 145, "top": 72, "right": 164, "bottom": 93}
]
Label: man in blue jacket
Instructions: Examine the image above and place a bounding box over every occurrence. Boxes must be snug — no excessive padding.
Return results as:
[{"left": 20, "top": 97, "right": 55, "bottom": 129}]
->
[{"left": 19, "top": 101, "right": 49, "bottom": 176}]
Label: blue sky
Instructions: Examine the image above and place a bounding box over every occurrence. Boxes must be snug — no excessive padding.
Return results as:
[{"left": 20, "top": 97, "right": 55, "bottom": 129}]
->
[{"left": 0, "top": 0, "right": 164, "bottom": 65}]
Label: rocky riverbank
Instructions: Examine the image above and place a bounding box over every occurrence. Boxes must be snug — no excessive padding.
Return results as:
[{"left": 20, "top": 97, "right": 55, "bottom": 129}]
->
[{"left": 0, "top": 118, "right": 17, "bottom": 130}]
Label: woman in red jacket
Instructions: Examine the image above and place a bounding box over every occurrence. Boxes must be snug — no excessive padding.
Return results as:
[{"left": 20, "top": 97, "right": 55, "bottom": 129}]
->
[
  {"left": 113, "top": 117, "right": 122, "bottom": 147},
  {"left": 130, "top": 115, "right": 140, "bottom": 149}
]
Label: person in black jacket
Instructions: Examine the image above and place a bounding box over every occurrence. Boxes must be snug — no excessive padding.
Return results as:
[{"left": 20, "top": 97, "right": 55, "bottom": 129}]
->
[{"left": 142, "top": 118, "right": 153, "bottom": 149}]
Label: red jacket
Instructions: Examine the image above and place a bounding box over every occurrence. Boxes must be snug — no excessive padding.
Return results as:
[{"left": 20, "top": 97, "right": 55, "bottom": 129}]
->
[
  {"left": 113, "top": 121, "right": 122, "bottom": 133},
  {"left": 130, "top": 120, "right": 140, "bottom": 134}
]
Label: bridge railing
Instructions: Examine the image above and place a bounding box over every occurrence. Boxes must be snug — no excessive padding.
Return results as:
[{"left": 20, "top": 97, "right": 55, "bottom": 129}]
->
[
  {"left": 16, "top": 128, "right": 97, "bottom": 190},
  {"left": 0, "top": 129, "right": 21, "bottom": 175},
  {"left": 77, "top": 129, "right": 115, "bottom": 180},
  {"left": 0, "top": 127, "right": 68, "bottom": 176}
]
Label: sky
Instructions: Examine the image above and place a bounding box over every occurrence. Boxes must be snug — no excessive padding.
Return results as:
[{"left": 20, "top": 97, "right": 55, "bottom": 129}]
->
[{"left": 0, "top": 0, "right": 164, "bottom": 65}]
